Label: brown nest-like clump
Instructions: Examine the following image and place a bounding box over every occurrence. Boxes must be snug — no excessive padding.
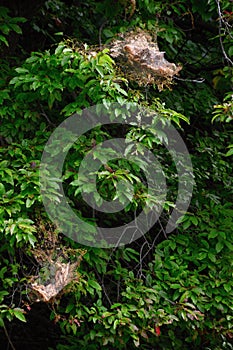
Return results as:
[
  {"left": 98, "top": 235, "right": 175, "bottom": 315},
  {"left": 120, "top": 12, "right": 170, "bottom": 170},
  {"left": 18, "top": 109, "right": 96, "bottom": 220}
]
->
[
  {"left": 28, "top": 220, "right": 86, "bottom": 303},
  {"left": 109, "top": 29, "right": 182, "bottom": 90},
  {"left": 30, "top": 258, "right": 79, "bottom": 303}
]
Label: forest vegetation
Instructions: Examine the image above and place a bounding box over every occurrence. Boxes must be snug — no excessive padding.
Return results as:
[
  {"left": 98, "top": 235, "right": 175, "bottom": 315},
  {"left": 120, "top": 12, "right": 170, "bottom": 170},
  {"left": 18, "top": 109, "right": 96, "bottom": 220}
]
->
[{"left": 0, "top": 0, "right": 232, "bottom": 349}]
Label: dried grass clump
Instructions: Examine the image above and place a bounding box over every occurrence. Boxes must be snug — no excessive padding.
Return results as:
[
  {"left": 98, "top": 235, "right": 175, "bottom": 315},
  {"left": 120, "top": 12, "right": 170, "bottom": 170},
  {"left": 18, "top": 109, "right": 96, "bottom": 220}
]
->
[
  {"left": 30, "top": 253, "right": 82, "bottom": 302},
  {"left": 109, "top": 29, "right": 182, "bottom": 90},
  {"left": 28, "top": 220, "right": 86, "bottom": 303}
]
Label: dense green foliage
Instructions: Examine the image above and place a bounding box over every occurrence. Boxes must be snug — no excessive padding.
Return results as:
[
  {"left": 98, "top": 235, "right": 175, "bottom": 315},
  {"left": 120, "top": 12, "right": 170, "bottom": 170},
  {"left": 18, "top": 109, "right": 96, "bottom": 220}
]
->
[{"left": 0, "top": 0, "right": 232, "bottom": 349}]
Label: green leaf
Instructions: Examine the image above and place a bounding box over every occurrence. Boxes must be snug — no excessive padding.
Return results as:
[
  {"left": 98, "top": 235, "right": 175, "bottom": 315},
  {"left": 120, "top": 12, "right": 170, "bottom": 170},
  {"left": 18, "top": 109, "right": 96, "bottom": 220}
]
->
[
  {"left": 9, "top": 23, "right": 22, "bottom": 34},
  {"left": 197, "top": 252, "right": 207, "bottom": 260},
  {"left": 216, "top": 241, "right": 224, "bottom": 253},
  {"left": 65, "top": 303, "right": 75, "bottom": 313},
  {"left": 226, "top": 148, "right": 233, "bottom": 157},
  {"left": 0, "top": 183, "right": 6, "bottom": 195},
  {"left": 225, "top": 241, "right": 233, "bottom": 251},
  {"left": 182, "top": 220, "right": 191, "bottom": 230},
  {"left": 170, "top": 284, "right": 181, "bottom": 289},
  {"left": 0, "top": 317, "right": 4, "bottom": 327},
  {"left": 13, "top": 310, "right": 26, "bottom": 322},
  {"left": 95, "top": 65, "right": 104, "bottom": 77},
  {"left": 26, "top": 197, "right": 35, "bottom": 208},
  {"left": 28, "top": 234, "right": 36, "bottom": 247},
  {"left": 15, "top": 67, "right": 29, "bottom": 74},
  {"left": 110, "top": 303, "right": 122, "bottom": 309},
  {"left": 208, "top": 230, "right": 218, "bottom": 239},
  {"left": 208, "top": 252, "right": 216, "bottom": 262},
  {"left": 103, "top": 29, "right": 114, "bottom": 38},
  {"left": 0, "top": 35, "right": 8, "bottom": 46},
  {"left": 223, "top": 283, "right": 231, "bottom": 293},
  {"left": 71, "top": 323, "right": 77, "bottom": 334},
  {"left": 215, "top": 295, "right": 222, "bottom": 303},
  {"left": 228, "top": 46, "right": 233, "bottom": 57},
  {"left": 191, "top": 216, "right": 198, "bottom": 225},
  {"left": 88, "top": 280, "right": 102, "bottom": 291}
]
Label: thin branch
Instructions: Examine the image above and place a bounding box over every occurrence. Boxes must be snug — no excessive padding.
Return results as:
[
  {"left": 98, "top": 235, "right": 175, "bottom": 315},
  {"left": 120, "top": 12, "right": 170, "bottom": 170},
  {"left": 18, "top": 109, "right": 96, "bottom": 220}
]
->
[
  {"left": 134, "top": 227, "right": 164, "bottom": 275},
  {"left": 174, "top": 76, "right": 205, "bottom": 83},
  {"left": 216, "top": 0, "right": 233, "bottom": 66},
  {"left": 39, "top": 103, "right": 55, "bottom": 126},
  {"left": 3, "top": 325, "right": 16, "bottom": 350},
  {"left": 137, "top": 240, "right": 149, "bottom": 279},
  {"left": 95, "top": 270, "right": 112, "bottom": 306},
  {"left": 99, "top": 21, "right": 108, "bottom": 49},
  {"left": 158, "top": 218, "right": 168, "bottom": 240},
  {"left": 128, "top": 0, "right": 136, "bottom": 20}
]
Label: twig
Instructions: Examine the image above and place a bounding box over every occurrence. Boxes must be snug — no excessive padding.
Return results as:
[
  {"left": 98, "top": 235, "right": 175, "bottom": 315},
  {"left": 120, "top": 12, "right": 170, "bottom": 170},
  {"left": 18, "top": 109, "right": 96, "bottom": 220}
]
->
[
  {"left": 3, "top": 324, "right": 16, "bottom": 350},
  {"left": 134, "top": 227, "right": 164, "bottom": 274},
  {"left": 137, "top": 240, "right": 149, "bottom": 279},
  {"left": 128, "top": 0, "right": 136, "bottom": 20},
  {"left": 158, "top": 218, "right": 168, "bottom": 239},
  {"left": 216, "top": 0, "right": 233, "bottom": 66},
  {"left": 99, "top": 21, "right": 108, "bottom": 49},
  {"left": 174, "top": 76, "right": 205, "bottom": 83},
  {"left": 95, "top": 270, "right": 112, "bottom": 306},
  {"left": 39, "top": 103, "right": 55, "bottom": 126}
]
